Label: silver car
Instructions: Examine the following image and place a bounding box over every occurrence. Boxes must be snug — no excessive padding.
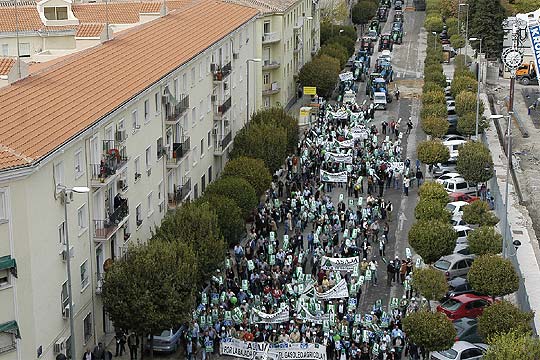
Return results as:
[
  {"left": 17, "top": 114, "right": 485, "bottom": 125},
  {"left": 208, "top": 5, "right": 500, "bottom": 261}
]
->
[{"left": 434, "top": 254, "right": 475, "bottom": 280}]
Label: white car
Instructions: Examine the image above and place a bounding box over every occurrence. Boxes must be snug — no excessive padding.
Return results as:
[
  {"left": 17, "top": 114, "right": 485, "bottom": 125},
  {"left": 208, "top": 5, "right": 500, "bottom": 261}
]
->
[
  {"left": 433, "top": 162, "right": 457, "bottom": 177},
  {"left": 443, "top": 139, "right": 466, "bottom": 161},
  {"left": 454, "top": 225, "right": 473, "bottom": 245},
  {"left": 446, "top": 100, "right": 456, "bottom": 112},
  {"left": 442, "top": 134, "right": 466, "bottom": 142},
  {"left": 379, "top": 50, "right": 392, "bottom": 63},
  {"left": 436, "top": 172, "right": 462, "bottom": 184},
  {"left": 446, "top": 201, "right": 469, "bottom": 221},
  {"left": 430, "top": 341, "right": 488, "bottom": 360},
  {"left": 443, "top": 177, "right": 478, "bottom": 195}
]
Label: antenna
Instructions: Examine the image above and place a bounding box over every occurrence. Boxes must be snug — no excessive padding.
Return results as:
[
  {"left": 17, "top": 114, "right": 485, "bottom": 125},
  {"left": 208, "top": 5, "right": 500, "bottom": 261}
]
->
[
  {"left": 14, "top": 0, "right": 21, "bottom": 79},
  {"left": 105, "top": 0, "right": 109, "bottom": 40}
]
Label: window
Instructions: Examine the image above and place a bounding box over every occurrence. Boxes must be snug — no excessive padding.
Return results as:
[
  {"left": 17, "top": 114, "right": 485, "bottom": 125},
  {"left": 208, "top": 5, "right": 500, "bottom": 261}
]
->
[
  {"left": 147, "top": 192, "right": 153, "bottom": 216},
  {"left": 1, "top": 44, "right": 8, "bottom": 57},
  {"left": 263, "top": 21, "right": 270, "bottom": 34},
  {"left": 54, "top": 161, "right": 64, "bottom": 189},
  {"left": 182, "top": 73, "right": 187, "bottom": 91},
  {"left": 199, "top": 100, "right": 204, "bottom": 120},
  {"left": 58, "top": 221, "right": 66, "bottom": 244},
  {"left": 208, "top": 166, "right": 213, "bottom": 183},
  {"left": 156, "top": 138, "right": 164, "bottom": 159},
  {"left": 19, "top": 43, "right": 30, "bottom": 57},
  {"left": 199, "top": 62, "right": 204, "bottom": 79},
  {"left": 136, "top": 204, "right": 142, "bottom": 227},
  {"left": 193, "top": 183, "right": 198, "bottom": 199},
  {"left": 0, "top": 268, "right": 10, "bottom": 288},
  {"left": 158, "top": 181, "right": 163, "bottom": 200},
  {"left": 174, "top": 78, "right": 179, "bottom": 99},
  {"left": 144, "top": 100, "right": 150, "bottom": 122},
  {"left": 191, "top": 107, "right": 196, "bottom": 126},
  {"left": 263, "top": 73, "right": 270, "bottom": 85},
  {"left": 80, "top": 260, "right": 89, "bottom": 290},
  {"left": 145, "top": 147, "right": 152, "bottom": 169},
  {"left": 44, "top": 6, "right": 68, "bottom": 20},
  {"left": 61, "top": 280, "right": 70, "bottom": 310},
  {"left": 83, "top": 313, "right": 92, "bottom": 343},
  {"left": 77, "top": 204, "right": 87, "bottom": 232},
  {"left": 0, "top": 191, "right": 6, "bottom": 222},
  {"left": 74, "top": 149, "right": 83, "bottom": 178},
  {"left": 207, "top": 131, "right": 211, "bottom": 148},
  {"left": 134, "top": 156, "right": 141, "bottom": 181},
  {"left": 207, "top": 94, "right": 212, "bottom": 113},
  {"left": 190, "top": 68, "right": 196, "bottom": 87},
  {"left": 132, "top": 110, "right": 139, "bottom": 131},
  {"left": 201, "top": 174, "right": 206, "bottom": 193},
  {"left": 200, "top": 138, "right": 204, "bottom": 157},
  {"left": 183, "top": 114, "right": 188, "bottom": 130},
  {"left": 154, "top": 92, "right": 159, "bottom": 112}
]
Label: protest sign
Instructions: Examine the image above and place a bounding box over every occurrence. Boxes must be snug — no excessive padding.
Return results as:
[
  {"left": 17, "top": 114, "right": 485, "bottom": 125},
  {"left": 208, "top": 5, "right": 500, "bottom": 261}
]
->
[
  {"left": 315, "top": 279, "right": 349, "bottom": 299},
  {"left": 297, "top": 305, "right": 329, "bottom": 324},
  {"left": 328, "top": 152, "right": 353, "bottom": 164},
  {"left": 320, "top": 256, "right": 360, "bottom": 272},
  {"left": 220, "top": 338, "right": 327, "bottom": 360},
  {"left": 320, "top": 170, "right": 348, "bottom": 183},
  {"left": 251, "top": 306, "right": 290, "bottom": 324},
  {"left": 339, "top": 72, "right": 354, "bottom": 81}
]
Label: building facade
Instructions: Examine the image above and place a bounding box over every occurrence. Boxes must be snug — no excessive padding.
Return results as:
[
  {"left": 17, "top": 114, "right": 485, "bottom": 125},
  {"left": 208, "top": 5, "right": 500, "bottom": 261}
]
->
[{"left": 0, "top": 1, "right": 259, "bottom": 359}]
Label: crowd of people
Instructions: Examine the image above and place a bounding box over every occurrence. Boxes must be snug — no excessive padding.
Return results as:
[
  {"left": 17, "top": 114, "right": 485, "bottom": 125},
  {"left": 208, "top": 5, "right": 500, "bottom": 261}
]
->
[{"left": 180, "top": 97, "right": 430, "bottom": 360}]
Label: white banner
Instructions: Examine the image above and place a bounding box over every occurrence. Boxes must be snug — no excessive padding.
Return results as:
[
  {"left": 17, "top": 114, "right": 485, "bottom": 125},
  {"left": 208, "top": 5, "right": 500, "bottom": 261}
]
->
[
  {"left": 339, "top": 71, "right": 354, "bottom": 81},
  {"left": 220, "top": 338, "right": 327, "bottom": 360},
  {"left": 327, "top": 152, "right": 353, "bottom": 164},
  {"left": 389, "top": 161, "right": 404, "bottom": 174},
  {"left": 328, "top": 110, "right": 349, "bottom": 120},
  {"left": 315, "top": 279, "right": 350, "bottom": 299},
  {"left": 297, "top": 305, "right": 329, "bottom": 324},
  {"left": 320, "top": 256, "right": 360, "bottom": 272},
  {"left": 350, "top": 126, "right": 369, "bottom": 140},
  {"left": 337, "top": 139, "right": 354, "bottom": 148},
  {"left": 320, "top": 170, "right": 348, "bottom": 183},
  {"left": 251, "top": 306, "right": 290, "bottom": 324}
]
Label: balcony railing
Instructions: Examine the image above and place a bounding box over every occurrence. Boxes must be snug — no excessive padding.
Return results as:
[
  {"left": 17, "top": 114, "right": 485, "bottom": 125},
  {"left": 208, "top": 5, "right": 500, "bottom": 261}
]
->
[
  {"left": 218, "top": 97, "right": 232, "bottom": 115},
  {"left": 90, "top": 141, "right": 128, "bottom": 185},
  {"left": 262, "top": 60, "right": 281, "bottom": 70},
  {"left": 164, "top": 94, "right": 189, "bottom": 123},
  {"left": 214, "top": 131, "right": 232, "bottom": 155},
  {"left": 262, "top": 32, "right": 280, "bottom": 44},
  {"left": 93, "top": 198, "right": 129, "bottom": 240},
  {"left": 212, "top": 62, "right": 232, "bottom": 81},
  {"left": 167, "top": 178, "right": 191, "bottom": 207},
  {"left": 262, "top": 82, "right": 280, "bottom": 96},
  {"left": 166, "top": 137, "right": 190, "bottom": 166}
]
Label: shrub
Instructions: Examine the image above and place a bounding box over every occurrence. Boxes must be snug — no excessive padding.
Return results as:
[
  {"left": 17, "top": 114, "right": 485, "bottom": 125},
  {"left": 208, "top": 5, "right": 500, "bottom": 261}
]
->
[
  {"left": 223, "top": 156, "right": 272, "bottom": 197},
  {"left": 204, "top": 176, "right": 258, "bottom": 218}
]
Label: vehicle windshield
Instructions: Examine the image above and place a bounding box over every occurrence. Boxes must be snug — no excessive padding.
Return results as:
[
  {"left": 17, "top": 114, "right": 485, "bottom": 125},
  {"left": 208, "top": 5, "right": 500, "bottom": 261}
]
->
[
  {"left": 441, "top": 299, "right": 462, "bottom": 311},
  {"left": 434, "top": 260, "right": 451, "bottom": 270},
  {"left": 438, "top": 349, "right": 458, "bottom": 359},
  {"left": 446, "top": 204, "right": 456, "bottom": 212},
  {"left": 154, "top": 329, "right": 172, "bottom": 337}
]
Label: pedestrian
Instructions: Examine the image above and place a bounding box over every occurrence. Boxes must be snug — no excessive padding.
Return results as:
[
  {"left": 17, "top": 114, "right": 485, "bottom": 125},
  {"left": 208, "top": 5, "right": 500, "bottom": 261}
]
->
[
  {"left": 369, "top": 258, "right": 378, "bottom": 286},
  {"left": 386, "top": 261, "right": 395, "bottom": 286},
  {"left": 379, "top": 235, "right": 386, "bottom": 257},
  {"left": 403, "top": 176, "right": 410, "bottom": 196},
  {"left": 399, "top": 261, "right": 407, "bottom": 284},
  {"left": 128, "top": 332, "right": 139, "bottom": 360},
  {"left": 381, "top": 120, "right": 388, "bottom": 135},
  {"left": 92, "top": 343, "right": 105, "bottom": 360},
  {"left": 115, "top": 330, "right": 127, "bottom": 357},
  {"left": 406, "top": 119, "right": 413, "bottom": 134},
  {"left": 82, "top": 348, "right": 94, "bottom": 360},
  {"left": 415, "top": 168, "right": 423, "bottom": 187},
  {"left": 186, "top": 339, "right": 193, "bottom": 360},
  {"left": 529, "top": 104, "right": 534, "bottom": 115},
  {"left": 395, "top": 89, "right": 400, "bottom": 100}
]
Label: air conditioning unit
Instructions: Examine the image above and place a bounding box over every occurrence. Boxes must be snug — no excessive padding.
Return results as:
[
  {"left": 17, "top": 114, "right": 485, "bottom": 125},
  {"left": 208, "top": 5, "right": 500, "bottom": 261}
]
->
[
  {"left": 233, "top": 53, "right": 239, "bottom": 60},
  {"left": 54, "top": 337, "right": 66, "bottom": 354},
  {"left": 62, "top": 304, "right": 72, "bottom": 319},
  {"left": 61, "top": 246, "right": 74, "bottom": 261},
  {"left": 60, "top": 191, "right": 74, "bottom": 205}
]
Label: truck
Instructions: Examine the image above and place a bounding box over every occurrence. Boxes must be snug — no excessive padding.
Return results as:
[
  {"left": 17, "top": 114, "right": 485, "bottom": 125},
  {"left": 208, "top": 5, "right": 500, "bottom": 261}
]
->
[
  {"left": 379, "top": 33, "right": 394, "bottom": 51},
  {"left": 371, "top": 78, "right": 393, "bottom": 109},
  {"left": 366, "top": 73, "right": 381, "bottom": 95},
  {"left": 391, "top": 22, "right": 403, "bottom": 44},
  {"left": 516, "top": 62, "right": 538, "bottom": 86},
  {"left": 352, "top": 50, "right": 371, "bottom": 81},
  {"left": 377, "top": 7, "right": 388, "bottom": 22},
  {"left": 369, "top": 19, "right": 381, "bottom": 35},
  {"left": 375, "top": 59, "right": 394, "bottom": 82},
  {"left": 360, "top": 37, "right": 375, "bottom": 55}
]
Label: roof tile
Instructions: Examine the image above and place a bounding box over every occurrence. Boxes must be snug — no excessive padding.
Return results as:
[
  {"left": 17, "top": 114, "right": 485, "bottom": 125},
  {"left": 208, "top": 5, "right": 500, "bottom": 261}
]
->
[
  {"left": 0, "top": 57, "right": 15, "bottom": 76},
  {"left": 75, "top": 23, "right": 104, "bottom": 37}
]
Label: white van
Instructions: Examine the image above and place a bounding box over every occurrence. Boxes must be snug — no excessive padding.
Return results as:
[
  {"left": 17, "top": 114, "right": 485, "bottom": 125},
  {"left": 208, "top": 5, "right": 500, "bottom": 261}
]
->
[
  {"left": 446, "top": 200, "right": 469, "bottom": 221},
  {"left": 443, "top": 139, "right": 466, "bottom": 161},
  {"left": 454, "top": 225, "right": 473, "bottom": 244},
  {"left": 443, "top": 177, "right": 477, "bottom": 195}
]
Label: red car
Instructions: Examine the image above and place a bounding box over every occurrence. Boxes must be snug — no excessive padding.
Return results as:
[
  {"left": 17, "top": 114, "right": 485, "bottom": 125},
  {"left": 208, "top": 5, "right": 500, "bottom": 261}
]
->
[
  {"left": 448, "top": 192, "right": 479, "bottom": 204},
  {"left": 437, "top": 294, "right": 493, "bottom": 320}
]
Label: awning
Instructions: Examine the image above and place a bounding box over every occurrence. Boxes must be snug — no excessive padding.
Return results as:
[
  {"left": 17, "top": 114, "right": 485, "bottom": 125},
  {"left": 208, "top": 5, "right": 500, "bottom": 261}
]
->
[
  {"left": 0, "top": 321, "right": 20, "bottom": 339},
  {"left": 0, "top": 255, "right": 17, "bottom": 277}
]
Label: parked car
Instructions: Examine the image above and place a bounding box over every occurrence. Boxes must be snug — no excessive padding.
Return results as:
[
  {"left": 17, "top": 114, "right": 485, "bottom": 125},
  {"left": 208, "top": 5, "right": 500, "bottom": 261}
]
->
[
  {"left": 436, "top": 172, "right": 462, "bottom": 184},
  {"left": 148, "top": 326, "right": 184, "bottom": 353},
  {"left": 434, "top": 253, "right": 475, "bottom": 280},
  {"left": 453, "top": 317, "right": 484, "bottom": 343},
  {"left": 449, "top": 192, "right": 479, "bottom": 204},
  {"left": 446, "top": 100, "right": 456, "bottom": 112},
  {"left": 430, "top": 341, "right": 488, "bottom": 360},
  {"left": 445, "top": 200, "right": 469, "bottom": 220},
  {"left": 451, "top": 218, "right": 468, "bottom": 226},
  {"left": 433, "top": 161, "right": 457, "bottom": 177},
  {"left": 442, "top": 134, "right": 466, "bottom": 142},
  {"left": 443, "top": 178, "right": 478, "bottom": 196},
  {"left": 443, "top": 139, "right": 466, "bottom": 161},
  {"left": 443, "top": 277, "right": 483, "bottom": 301},
  {"left": 437, "top": 294, "right": 493, "bottom": 320},
  {"left": 454, "top": 225, "right": 473, "bottom": 244},
  {"left": 453, "top": 243, "right": 470, "bottom": 256}
]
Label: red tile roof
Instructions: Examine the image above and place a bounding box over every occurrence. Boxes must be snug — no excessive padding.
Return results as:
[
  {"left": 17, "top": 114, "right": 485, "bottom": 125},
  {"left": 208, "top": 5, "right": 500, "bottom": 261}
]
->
[
  {"left": 0, "top": 58, "right": 16, "bottom": 76},
  {"left": 75, "top": 23, "right": 104, "bottom": 37},
  {"left": 72, "top": 2, "right": 142, "bottom": 24},
  {"left": 0, "top": 0, "right": 258, "bottom": 171}
]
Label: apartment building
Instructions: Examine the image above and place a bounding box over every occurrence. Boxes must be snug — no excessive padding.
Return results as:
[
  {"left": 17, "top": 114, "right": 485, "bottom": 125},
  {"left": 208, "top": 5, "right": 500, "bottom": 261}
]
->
[
  {"left": 229, "top": 0, "right": 320, "bottom": 110},
  {"left": 0, "top": 1, "right": 259, "bottom": 359}
]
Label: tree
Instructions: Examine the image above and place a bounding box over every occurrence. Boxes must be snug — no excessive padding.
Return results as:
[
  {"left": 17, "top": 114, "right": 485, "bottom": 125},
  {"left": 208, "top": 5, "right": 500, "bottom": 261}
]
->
[
  {"left": 462, "top": 200, "right": 499, "bottom": 226},
  {"left": 408, "top": 220, "right": 457, "bottom": 264},
  {"left": 223, "top": 156, "right": 272, "bottom": 197},
  {"left": 421, "top": 103, "right": 447, "bottom": 120},
  {"left": 445, "top": 17, "right": 459, "bottom": 36},
  {"left": 320, "top": 1, "right": 349, "bottom": 24},
  {"left": 204, "top": 176, "right": 258, "bottom": 218},
  {"left": 319, "top": 43, "right": 349, "bottom": 68},
  {"left": 454, "top": 69, "right": 477, "bottom": 79},
  {"left": 419, "top": 181, "right": 450, "bottom": 205},
  {"left": 326, "top": 35, "right": 355, "bottom": 56},
  {"left": 468, "top": 0, "right": 506, "bottom": 58},
  {"left": 102, "top": 240, "right": 197, "bottom": 356},
  {"left": 197, "top": 194, "right": 245, "bottom": 248},
  {"left": 451, "top": 75, "right": 478, "bottom": 97},
  {"left": 450, "top": 34, "right": 465, "bottom": 49},
  {"left": 468, "top": 226, "right": 502, "bottom": 255},
  {"left": 456, "top": 141, "right": 494, "bottom": 183},
  {"left": 424, "top": 63, "right": 444, "bottom": 75},
  {"left": 422, "top": 116, "right": 449, "bottom": 138},
  {"left": 455, "top": 91, "right": 484, "bottom": 117},
  {"left": 424, "top": 14, "right": 444, "bottom": 33},
  {"left": 439, "top": 0, "right": 459, "bottom": 18},
  {"left": 153, "top": 202, "right": 226, "bottom": 288},
  {"left": 230, "top": 122, "right": 288, "bottom": 173},
  {"left": 250, "top": 106, "right": 299, "bottom": 154},
  {"left": 421, "top": 90, "right": 445, "bottom": 105},
  {"left": 483, "top": 331, "right": 540, "bottom": 360},
  {"left": 457, "top": 112, "right": 488, "bottom": 136},
  {"left": 299, "top": 55, "right": 340, "bottom": 99},
  {"left": 411, "top": 267, "right": 449, "bottom": 304},
  {"left": 417, "top": 140, "right": 450, "bottom": 166},
  {"left": 478, "top": 301, "right": 534, "bottom": 339},
  {"left": 415, "top": 199, "right": 451, "bottom": 222},
  {"left": 454, "top": 54, "right": 468, "bottom": 70},
  {"left": 402, "top": 311, "right": 456, "bottom": 352},
  {"left": 423, "top": 81, "right": 444, "bottom": 93},
  {"left": 424, "top": 71, "right": 447, "bottom": 88},
  {"left": 352, "top": 1, "right": 378, "bottom": 28},
  {"left": 467, "top": 255, "right": 519, "bottom": 298}
]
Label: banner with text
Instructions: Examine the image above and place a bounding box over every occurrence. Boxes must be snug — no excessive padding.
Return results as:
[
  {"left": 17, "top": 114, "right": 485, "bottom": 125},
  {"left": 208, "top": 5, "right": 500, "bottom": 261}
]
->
[
  {"left": 320, "top": 256, "right": 360, "bottom": 272},
  {"left": 528, "top": 24, "right": 540, "bottom": 85},
  {"left": 327, "top": 152, "right": 353, "bottom": 164},
  {"left": 297, "top": 305, "right": 330, "bottom": 324},
  {"left": 315, "top": 279, "right": 350, "bottom": 300},
  {"left": 220, "top": 338, "right": 327, "bottom": 360},
  {"left": 320, "top": 170, "right": 348, "bottom": 183},
  {"left": 251, "top": 306, "right": 290, "bottom": 324}
]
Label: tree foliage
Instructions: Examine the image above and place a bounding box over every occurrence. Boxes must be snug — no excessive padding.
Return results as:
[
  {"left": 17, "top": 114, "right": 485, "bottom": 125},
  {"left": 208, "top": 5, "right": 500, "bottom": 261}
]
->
[
  {"left": 468, "top": 226, "right": 503, "bottom": 255},
  {"left": 417, "top": 140, "right": 450, "bottom": 166},
  {"left": 468, "top": 0, "right": 506, "bottom": 58},
  {"left": 423, "top": 81, "right": 444, "bottom": 93},
  {"left": 204, "top": 176, "right": 258, "bottom": 218},
  {"left": 421, "top": 103, "right": 447, "bottom": 120},
  {"left": 223, "top": 156, "right": 272, "bottom": 197},
  {"left": 408, "top": 220, "right": 457, "bottom": 264},
  {"left": 451, "top": 75, "right": 478, "bottom": 97},
  {"left": 402, "top": 311, "right": 456, "bottom": 352},
  {"left": 462, "top": 200, "right": 499, "bottom": 226},
  {"left": 326, "top": 35, "right": 355, "bottom": 57},
  {"left": 424, "top": 15, "right": 444, "bottom": 33},
  {"left": 422, "top": 116, "right": 450, "bottom": 138},
  {"left": 230, "top": 122, "right": 288, "bottom": 173},
  {"left": 102, "top": 240, "right": 197, "bottom": 337},
  {"left": 197, "top": 194, "right": 245, "bottom": 248},
  {"left": 418, "top": 181, "right": 449, "bottom": 206},
  {"left": 250, "top": 106, "right": 299, "bottom": 154},
  {"left": 456, "top": 141, "right": 494, "bottom": 183},
  {"left": 457, "top": 113, "right": 488, "bottom": 136},
  {"left": 320, "top": 2, "right": 349, "bottom": 24},
  {"left": 411, "top": 267, "right": 449, "bottom": 302},
  {"left": 319, "top": 43, "right": 349, "bottom": 68},
  {"left": 424, "top": 71, "right": 447, "bottom": 88},
  {"left": 478, "top": 300, "right": 534, "bottom": 339},
  {"left": 415, "top": 199, "right": 452, "bottom": 222},
  {"left": 450, "top": 34, "right": 465, "bottom": 49},
  {"left": 455, "top": 91, "right": 483, "bottom": 117},
  {"left": 467, "top": 255, "right": 519, "bottom": 298},
  {"left": 483, "top": 331, "right": 540, "bottom": 360},
  {"left": 422, "top": 90, "right": 446, "bottom": 105},
  {"left": 352, "top": 1, "right": 378, "bottom": 26},
  {"left": 299, "top": 54, "right": 340, "bottom": 99}
]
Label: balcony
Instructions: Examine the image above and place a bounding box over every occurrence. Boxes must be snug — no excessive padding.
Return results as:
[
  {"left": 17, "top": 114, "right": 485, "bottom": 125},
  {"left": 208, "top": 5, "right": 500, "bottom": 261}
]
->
[
  {"left": 115, "top": 129, "right": 128, "bottom": 144},
  {"left": 93, "top": 198, "right": 129, "bottom": 240},
  {"left": 294, "top": 41, "right": 303, "bottom": 54},
  {"left": 164, "top": 94, "right": 189, "bottom": 124},
  {"left": 262, "top": 60, "right": 281, "bottom": 70},
  {"left": 166, "top": 137, "right": 190, "bottom": 168},
  {"left": 167, "top": 178, "right": 192, "bottom": 208},
  {"left": 95, "top": 272, "right": 104, "bottom": 295},
  {"left": 212, "top": 62, "right": 232, "bottom": 82},
  {"left": 262, "top": 32, "right": 280, "bottom": 44},
  {"left": 90, "top": 141, "right": 128, "bottom": 187},
  {"left": 214, "top": 131, "right": 232, "bottom": 156},
  {"left": 214, "top": 97, "right": 232, "bottom": 118},
  {"left": 262, "top": 82, "right": 280, "bottom": 96}
]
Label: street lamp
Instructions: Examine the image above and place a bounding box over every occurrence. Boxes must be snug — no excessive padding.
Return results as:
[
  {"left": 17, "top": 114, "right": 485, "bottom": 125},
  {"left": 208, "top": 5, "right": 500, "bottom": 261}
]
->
[
  {"left": 458, "top": 3, "right": 469, "bottom": 58},
  {"left": 246, "top": 58, "right": 261, "bottom": 126},
  {"left": 431, "top": 32, "right": 437, "bottom": 48},
  {"left": 57, "top": 184, "right": 90, "bottom": 360},
  {"left": 469, "top": 37, "right": 482, "bottom": 138}
]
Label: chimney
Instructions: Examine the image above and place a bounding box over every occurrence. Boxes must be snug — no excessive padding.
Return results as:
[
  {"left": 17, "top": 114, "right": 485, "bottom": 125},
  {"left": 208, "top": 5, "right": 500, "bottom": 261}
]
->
[
  {"left": 7, "top": 58, "right": 29, "bottom": 84},
  {"left": 100, "top": 23, "right": 113, "bottom": 43}
]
